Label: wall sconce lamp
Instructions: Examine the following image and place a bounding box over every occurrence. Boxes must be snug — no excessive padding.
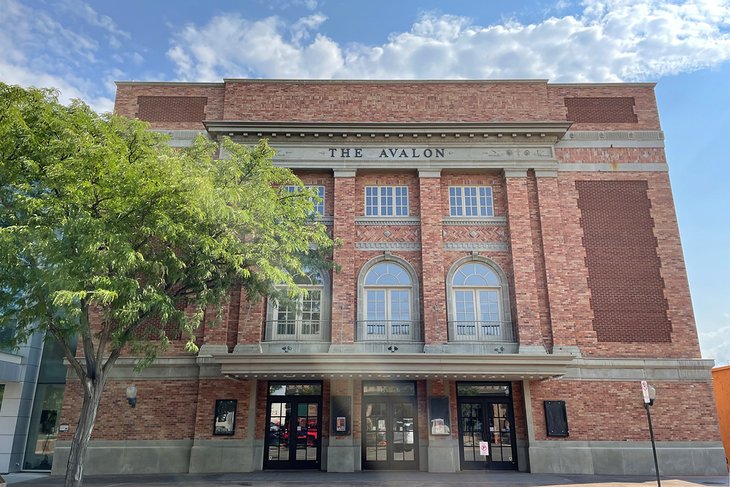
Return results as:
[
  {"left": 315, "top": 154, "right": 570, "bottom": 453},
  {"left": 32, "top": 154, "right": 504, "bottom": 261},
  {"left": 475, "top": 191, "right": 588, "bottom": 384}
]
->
[
  {"left": 126, "top": 385, "right": 137, "bottom": 408},
  {"left": 387, "top": 345, "right": 399, "bottom": 353}
]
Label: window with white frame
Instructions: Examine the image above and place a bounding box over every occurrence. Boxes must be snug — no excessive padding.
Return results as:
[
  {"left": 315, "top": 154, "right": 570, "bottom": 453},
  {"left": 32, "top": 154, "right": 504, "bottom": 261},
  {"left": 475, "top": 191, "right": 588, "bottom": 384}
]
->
[
  {"left": 284, "top": 185, "right": 325, "bottom": 216},
  {"left": 450, "top": 262, "right": 509, "bottom": 341},
  {"left": 269, "top": 270, "right": 325, "bottom": 341},
  {"left": 365, "top": 186, "right": 409, "bottom": 216},
  {"left": 449, "top": 186, "right": 494, "bottom": 217},
  {"left": 362, "top": 262, "right": 414, "bottom": 339}
]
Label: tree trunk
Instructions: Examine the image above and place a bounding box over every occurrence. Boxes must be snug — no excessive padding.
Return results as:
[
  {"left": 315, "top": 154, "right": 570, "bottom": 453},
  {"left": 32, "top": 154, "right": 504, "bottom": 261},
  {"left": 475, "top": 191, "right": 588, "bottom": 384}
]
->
[{"left": 64, "top": 375, "right": 105, "bottom": 487}]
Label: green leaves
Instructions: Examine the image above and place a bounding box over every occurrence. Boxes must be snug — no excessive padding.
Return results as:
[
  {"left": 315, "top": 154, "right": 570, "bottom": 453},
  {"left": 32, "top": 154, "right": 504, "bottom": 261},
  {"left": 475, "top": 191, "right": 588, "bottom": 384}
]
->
[{"left": 0, "top": 82, "right": 334, "bottom": 369}]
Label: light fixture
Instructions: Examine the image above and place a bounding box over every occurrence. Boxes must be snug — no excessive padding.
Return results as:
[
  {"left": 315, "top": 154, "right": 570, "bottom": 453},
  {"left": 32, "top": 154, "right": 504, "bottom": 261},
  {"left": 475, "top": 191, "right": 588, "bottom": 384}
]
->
[
  {"left": 126, "top": 385, "right": 137, "bottom": 408},
  {"left": 387, "top": 345, "right": 399, "bottom": 353}
]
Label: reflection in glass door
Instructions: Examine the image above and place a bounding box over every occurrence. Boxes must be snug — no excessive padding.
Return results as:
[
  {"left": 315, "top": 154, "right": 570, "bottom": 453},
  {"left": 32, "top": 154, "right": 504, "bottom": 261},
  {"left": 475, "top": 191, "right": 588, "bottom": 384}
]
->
[
  {"left": 264, "top": 382, "right": 322, "bottom": 469},
  {"left": 362, "top": 395, "right": 417, "bottom": 469}
]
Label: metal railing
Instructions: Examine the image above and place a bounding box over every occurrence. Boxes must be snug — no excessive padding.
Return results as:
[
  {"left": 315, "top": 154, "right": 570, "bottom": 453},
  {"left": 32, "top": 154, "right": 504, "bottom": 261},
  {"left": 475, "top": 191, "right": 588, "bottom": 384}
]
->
[
  {"left": 357, "top": 320, "right": 421, "bottom": 341},
  {"left": 265, "top": 320, "right": 324, "bottom": 341},
  {"left": 449, "top": 321, "right": 515, "bottom": 342}
]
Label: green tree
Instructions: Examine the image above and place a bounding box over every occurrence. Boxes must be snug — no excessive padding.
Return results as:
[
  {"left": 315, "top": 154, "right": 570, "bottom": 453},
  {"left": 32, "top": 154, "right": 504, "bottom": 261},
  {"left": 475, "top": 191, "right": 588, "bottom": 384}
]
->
[{"left": 0, "top": 83, "right": 333, "bottom": 487}]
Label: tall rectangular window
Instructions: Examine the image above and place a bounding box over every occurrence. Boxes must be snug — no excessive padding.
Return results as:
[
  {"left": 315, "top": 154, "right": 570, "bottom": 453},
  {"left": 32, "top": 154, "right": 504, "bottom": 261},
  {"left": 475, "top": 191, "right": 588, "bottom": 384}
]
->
[
  {"left": 449, "top": 186, "right": 493, "bottom": 217},
  {"left": 284, "top": 185, "right": 325, "bottom": 216},
  {"left": 365, "top": 186, "right": 409, "bottom": 216}
]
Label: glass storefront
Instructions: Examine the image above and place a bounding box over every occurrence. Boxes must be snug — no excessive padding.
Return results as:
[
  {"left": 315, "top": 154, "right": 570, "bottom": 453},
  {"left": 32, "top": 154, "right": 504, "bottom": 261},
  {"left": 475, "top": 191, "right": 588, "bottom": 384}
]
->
[
  {"left": 456, "top": 382, "right": 517, "bottom": 470},
  {"left": 265, "top": 382, "right": 323, "bottom": 469},
  {"left": 362, "top": 381, "right": 418, "bottom": 470},
  {"left": 24, "top": 338, "right": 73, "bottom": 470}
]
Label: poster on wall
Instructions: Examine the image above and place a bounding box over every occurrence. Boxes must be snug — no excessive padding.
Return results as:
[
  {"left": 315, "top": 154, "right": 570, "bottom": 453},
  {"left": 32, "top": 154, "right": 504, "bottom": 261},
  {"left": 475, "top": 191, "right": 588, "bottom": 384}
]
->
[{"left": 214, "top": 399, "right": 237, "bottom": 436}]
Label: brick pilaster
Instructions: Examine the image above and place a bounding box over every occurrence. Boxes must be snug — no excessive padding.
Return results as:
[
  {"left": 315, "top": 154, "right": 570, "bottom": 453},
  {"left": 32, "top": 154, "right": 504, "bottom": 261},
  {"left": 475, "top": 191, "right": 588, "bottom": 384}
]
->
[
  {"left": 331, "top": 170, "right": 357, "bottom": 345},
  {"left": 535, "top": 172, "right": 578, "bottom": 353},
  {"left": 504, "top": 170, "right": 546, "bottom": 354},
  {"left": 418, "top": 170, "right": 447, "bottom": 345}
]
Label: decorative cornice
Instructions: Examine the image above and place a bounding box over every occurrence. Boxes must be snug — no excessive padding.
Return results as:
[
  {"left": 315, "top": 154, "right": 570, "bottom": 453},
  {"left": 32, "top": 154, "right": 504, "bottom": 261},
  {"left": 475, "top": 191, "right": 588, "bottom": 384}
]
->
[
  {"left": 204, "top": 120, "right": 572, "bottom": 140},
  {"left": 315, "top": 216, "right": 334, "bottom": 225},
  {"left": 355, "top": 242, "right": 421, "bottom": 251},
  {"left": 444, "top": 242, "right": 509, "bottom": 252},
  {"left": 557, "top": 130, "right": 665, "bottom": 148},
  {"left": 442, "top": 217, "right": 507, "bottom": 226},
  {"left": 355, "top": 217, "right": 421, "bottom": 226}
]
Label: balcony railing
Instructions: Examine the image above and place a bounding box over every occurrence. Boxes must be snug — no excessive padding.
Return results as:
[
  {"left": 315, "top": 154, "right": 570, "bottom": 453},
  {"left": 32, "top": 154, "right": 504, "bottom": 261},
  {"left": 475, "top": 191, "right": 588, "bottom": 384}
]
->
[
  {"left": 357, "top": 320, "right": 421, "bottom": 341},
  {"left": 266, "top": 320, "right": 324, "bottom": 341},
  {"left": 449, "top": 321, "right": 515, "bottom": 343}
]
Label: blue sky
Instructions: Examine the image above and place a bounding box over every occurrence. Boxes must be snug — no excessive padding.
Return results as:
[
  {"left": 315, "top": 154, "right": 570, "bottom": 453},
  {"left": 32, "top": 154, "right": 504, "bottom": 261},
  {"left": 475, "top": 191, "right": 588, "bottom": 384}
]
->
[{"left": 1, "top": 0, "right": 728, "bottom": 364}]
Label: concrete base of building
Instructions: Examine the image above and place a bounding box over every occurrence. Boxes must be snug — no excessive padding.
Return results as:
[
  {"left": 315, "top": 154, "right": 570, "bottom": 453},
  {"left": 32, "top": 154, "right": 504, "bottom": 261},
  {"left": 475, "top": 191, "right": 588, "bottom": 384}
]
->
[
  {"left": 188, "top": 439, "right": 255, "bottom": 473},
  {"left": 51, "top": 440, "right": 194, "bottom": 476},
  {"left": 528, "top": 440, "right": 727, "bottom": 476},
  {"left": 426, "top": 439, "right": 459, "bottom": 472},
  {"left": 326, "top": 438, "right": 358, "bottom": 472}
]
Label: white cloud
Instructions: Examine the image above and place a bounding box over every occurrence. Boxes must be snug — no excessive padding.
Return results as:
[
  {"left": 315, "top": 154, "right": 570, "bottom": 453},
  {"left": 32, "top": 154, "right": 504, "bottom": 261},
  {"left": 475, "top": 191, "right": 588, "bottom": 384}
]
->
[
  {"left": 167, "top": 0, "right": 730, "bottom": 81},
  {"left": 699, "top": 325, "right": 730, "bottom": 366},
  {"left": 0, "top": 0, "right": 124, "bottom": 112}
]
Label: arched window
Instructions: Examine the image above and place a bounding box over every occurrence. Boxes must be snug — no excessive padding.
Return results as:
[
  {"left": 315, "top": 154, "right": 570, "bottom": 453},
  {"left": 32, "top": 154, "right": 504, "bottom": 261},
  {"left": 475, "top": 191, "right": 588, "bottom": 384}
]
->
[
  {"left": 268, "top": 268, "right": 328, "bottom": 341},
  {"left": 358, "top": 258, "right": 420, "bottom": 341},
  {"left": 447, "top": 259, "right": 513, "bottom": 342}
]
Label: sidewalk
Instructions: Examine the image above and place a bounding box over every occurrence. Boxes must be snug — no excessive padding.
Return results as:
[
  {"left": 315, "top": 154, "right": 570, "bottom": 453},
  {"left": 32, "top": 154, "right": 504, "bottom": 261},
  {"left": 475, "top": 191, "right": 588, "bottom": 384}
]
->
[{"left": 3, "top": 471, "right": 729, "bottom": 487}]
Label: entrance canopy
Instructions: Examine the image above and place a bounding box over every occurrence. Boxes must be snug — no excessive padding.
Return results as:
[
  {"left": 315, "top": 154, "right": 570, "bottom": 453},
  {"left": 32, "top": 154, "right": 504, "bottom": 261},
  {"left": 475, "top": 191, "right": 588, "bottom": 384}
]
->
[{"left": 213, "top": 353, "right": 574, "bottom": 381}]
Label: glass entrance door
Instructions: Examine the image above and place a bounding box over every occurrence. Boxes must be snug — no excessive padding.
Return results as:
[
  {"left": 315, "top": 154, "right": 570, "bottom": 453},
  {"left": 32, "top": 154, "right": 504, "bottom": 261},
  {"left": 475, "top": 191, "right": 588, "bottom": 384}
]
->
[
  {"left": 457, "top": 383, "right": 517, "bottom": 470},
  {"left": 362, "top": 381, "right": 418, "bottom": 470},
  {"left": 264, "top": 382, "right": 322, "bottom": 469}
]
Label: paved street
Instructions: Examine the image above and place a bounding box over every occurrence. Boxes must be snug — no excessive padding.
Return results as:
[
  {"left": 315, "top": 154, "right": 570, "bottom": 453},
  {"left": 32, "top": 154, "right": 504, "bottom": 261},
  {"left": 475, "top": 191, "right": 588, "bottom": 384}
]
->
[{"left": 2, "top": 471, "right": 729, "bottom": 487}]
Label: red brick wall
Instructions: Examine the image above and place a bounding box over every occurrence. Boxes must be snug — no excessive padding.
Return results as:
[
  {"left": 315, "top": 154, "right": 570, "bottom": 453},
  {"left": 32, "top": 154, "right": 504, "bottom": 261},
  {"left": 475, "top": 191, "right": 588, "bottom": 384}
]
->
[
  {"left": 556, "top": 147, "right": 667, "bottom": 164},
  {"left": 419, "top": 176, "right": 446, "bottom": 344},
  {"left": 114, "top": 83, "right": 224, "bottom": 130},
  {"left": 193, "top": 378, "right": 251, "bottom": 440},
  {"left": 505, "top": 175, "right": 544, "bottom": 348},
  {"left": 331, "top": 175, "right": 356, "bottom": 344},
  {"left": 59, "top": 379, "right": 198, "bottom": 441},
  {"left": 549, "top": 84, "right": 660, "bottom": 131},
  {"left": 565, "top": 97, "right": 638, "bottom": 124},
  {"left": 221, "top": 81, "right": 563, "bottom": 122},
  {"left": 137, "top": 96, "right": 207, "bottom": 123},
  {"left": 577, "top": 180, "right": 671, "bottom": 343},
  {"left": 530, "top": 379, "right": 721, "bottom": 442},
  {"left": 554, "top": 172, "right": 700, "bottom": 358}
]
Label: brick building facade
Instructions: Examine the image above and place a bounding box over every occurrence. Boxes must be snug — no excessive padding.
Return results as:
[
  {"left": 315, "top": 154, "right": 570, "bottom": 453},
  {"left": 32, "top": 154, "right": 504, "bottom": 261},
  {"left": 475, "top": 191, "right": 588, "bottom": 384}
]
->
[{"left": 50, "top": 79, "right": 726, "bottom": 476}]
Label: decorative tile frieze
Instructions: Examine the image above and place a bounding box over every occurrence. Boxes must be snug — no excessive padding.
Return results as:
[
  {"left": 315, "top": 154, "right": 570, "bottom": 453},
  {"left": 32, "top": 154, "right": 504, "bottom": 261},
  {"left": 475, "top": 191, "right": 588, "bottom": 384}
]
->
[
  {"left": 355, "top": 217, "right": 421, "bottom": 226},
  {"left": 355, "top": 242, "right": 421, "bottom": 251},
  {"left": 444, "top": 242, "right": 509, "bottom": 252},
  {"left": 442, "top": 217, "right": 507, "bottom": 226}
]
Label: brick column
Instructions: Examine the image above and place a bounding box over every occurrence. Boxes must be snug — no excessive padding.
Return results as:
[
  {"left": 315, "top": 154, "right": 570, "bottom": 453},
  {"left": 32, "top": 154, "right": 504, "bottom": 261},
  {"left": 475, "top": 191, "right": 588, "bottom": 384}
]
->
[
  {"left": 330, "top": 170, "right": 357, "bottom": 350},
  {"left": 418, "top": 170, "right": 447, "bottom": 349},
  {"left": 504, "top": 170, "right": 546, "bottom": 354},
  {"left": 535, "top": 171, "right": 579, "bottom": 354}
]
